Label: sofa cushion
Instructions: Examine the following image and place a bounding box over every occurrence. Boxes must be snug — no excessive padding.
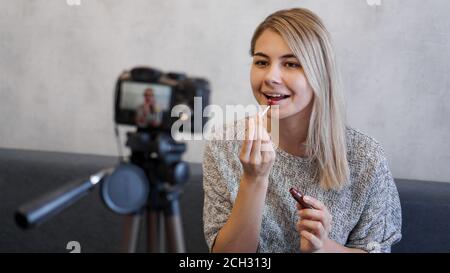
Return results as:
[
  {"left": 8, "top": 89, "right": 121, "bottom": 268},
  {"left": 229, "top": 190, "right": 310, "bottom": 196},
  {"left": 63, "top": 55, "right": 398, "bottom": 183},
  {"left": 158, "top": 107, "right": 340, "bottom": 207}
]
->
[{"left": 392, "top": 179, "right": 450, "bottom": 253}]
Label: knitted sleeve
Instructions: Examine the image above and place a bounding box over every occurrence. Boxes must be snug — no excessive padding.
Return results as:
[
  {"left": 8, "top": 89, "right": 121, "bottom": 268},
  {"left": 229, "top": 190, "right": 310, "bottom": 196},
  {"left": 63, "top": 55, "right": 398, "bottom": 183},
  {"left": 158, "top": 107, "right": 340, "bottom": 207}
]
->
[
  {"left": 345, "top": 148, "right": 402, "bottom": 253},
  {"left": 202, "top": 139, "right": 234, "bottom": 252}
]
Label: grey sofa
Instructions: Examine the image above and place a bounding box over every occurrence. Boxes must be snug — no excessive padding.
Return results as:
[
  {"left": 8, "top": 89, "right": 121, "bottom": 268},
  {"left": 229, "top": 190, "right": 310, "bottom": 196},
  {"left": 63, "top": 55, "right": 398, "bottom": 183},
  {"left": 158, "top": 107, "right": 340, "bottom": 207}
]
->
[{"left": 1, "top": 148, "right": 449, "bottom": 253}]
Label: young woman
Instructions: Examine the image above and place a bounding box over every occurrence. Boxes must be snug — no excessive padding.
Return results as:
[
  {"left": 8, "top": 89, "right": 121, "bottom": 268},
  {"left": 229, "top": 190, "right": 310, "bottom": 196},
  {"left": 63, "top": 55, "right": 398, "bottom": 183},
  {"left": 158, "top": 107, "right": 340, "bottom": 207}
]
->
[
  {"left": 202, "top": 8, "right": 402, "bottom": 253},
  {"left": 135, "top": 88, "right": 162, "bottom": 128}
]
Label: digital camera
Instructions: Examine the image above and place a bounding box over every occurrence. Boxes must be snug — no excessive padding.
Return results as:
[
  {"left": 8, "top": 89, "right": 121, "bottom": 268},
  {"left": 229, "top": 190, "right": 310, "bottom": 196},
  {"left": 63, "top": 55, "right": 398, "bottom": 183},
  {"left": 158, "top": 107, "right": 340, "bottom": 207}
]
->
[{"left": 114, "top": 67, "right": 210, "bottom": 132}]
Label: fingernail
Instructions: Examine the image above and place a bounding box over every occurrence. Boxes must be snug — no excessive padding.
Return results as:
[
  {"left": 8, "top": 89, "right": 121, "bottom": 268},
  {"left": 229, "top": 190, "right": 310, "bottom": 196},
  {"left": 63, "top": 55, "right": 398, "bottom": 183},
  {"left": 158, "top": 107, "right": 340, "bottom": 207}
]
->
[{"left": 303, "top": 196, "right": 310, "bottom": 202}]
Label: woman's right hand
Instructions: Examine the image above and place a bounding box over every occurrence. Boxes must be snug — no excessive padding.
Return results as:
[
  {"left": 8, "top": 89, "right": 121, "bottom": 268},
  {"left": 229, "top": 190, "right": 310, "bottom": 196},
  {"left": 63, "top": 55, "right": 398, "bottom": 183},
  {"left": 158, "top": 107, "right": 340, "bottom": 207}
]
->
[{"left": 239, "top": 114, "right": 276, "bottom": 183}]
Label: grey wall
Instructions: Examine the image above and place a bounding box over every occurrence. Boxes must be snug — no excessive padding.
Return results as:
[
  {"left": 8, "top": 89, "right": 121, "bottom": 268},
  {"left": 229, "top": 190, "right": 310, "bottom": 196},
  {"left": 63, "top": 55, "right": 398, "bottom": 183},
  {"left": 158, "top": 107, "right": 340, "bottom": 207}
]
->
[{"left": 0, "top": 0, "right": 449, "bottom": 183}]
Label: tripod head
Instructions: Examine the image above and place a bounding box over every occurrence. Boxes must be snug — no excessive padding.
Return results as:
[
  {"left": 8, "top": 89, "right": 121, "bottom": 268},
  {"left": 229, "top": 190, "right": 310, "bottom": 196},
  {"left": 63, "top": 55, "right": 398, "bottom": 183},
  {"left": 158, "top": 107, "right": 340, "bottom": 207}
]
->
[
  {"left": 127, "top": 129, "right": 189, "bottom": 185},
  {"left": 101, "top": 129, "right": 189, "bottom": 252},
  {"left": 101, "top": 129, "right": 189, "bottom": 216}
]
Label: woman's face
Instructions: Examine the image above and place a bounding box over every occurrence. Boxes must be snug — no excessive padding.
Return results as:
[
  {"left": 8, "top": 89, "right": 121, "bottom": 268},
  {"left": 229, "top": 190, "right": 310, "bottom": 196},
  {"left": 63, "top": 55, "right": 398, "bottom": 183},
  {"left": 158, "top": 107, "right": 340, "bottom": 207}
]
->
[
  {"left": 144, "top": 89, "right": 155, "bottom": 104},
  {"left": 251, "top": 29, "right": 314, "bottom": 120}
]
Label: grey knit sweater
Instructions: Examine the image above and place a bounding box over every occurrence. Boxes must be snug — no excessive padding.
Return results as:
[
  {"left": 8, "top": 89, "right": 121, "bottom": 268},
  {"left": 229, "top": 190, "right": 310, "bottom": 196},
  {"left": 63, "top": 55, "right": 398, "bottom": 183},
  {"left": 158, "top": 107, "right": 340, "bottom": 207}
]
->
[{"left": 202, "top": 119, "right": 402, "bottom": 253}]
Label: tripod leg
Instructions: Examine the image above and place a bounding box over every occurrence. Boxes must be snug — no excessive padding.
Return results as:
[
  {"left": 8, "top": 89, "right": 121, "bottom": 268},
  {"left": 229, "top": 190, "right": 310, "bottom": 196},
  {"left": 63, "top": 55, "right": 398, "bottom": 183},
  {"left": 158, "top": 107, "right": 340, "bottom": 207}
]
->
[
  {"left": 121, "top": 213, "right": 141, "bottom": 253},
  {"left": 164, "top": 199, "right": 186, "bottom": 253},
  {"left": 147, "top": 210, "right": 165, "bottom": 252}
]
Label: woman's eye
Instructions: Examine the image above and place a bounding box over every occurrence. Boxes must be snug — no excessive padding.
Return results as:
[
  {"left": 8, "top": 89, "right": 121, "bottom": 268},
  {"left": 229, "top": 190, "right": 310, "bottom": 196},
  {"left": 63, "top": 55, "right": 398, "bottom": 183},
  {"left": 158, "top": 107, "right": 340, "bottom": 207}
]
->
[
  {"left": 254, "top": 60, "right": 268, "bottom": 67},
  {"left": 285, "top": 62, "right": 301, "bottom": 69}
]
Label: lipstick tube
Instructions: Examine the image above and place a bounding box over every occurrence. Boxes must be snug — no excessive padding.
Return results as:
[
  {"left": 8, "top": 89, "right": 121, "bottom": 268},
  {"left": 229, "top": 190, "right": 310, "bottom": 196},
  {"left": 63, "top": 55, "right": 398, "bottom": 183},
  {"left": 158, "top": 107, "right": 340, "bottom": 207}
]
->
[{"left": 289, "top": 187, "right": 313, "bottom": 209}]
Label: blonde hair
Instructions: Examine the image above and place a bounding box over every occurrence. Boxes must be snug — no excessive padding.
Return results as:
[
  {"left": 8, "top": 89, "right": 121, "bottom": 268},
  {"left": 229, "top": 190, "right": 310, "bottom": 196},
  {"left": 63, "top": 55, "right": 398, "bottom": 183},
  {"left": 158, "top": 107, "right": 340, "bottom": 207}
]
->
[{"left": 250, "top": 8, "right": 349, "bottom": 191}]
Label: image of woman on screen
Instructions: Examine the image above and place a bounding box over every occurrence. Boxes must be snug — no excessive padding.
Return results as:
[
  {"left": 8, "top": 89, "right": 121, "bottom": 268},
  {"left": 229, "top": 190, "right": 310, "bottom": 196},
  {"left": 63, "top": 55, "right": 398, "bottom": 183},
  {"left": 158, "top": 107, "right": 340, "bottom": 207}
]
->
[{"left": 135, "top": 87, "right": 162, "bottom": 128}]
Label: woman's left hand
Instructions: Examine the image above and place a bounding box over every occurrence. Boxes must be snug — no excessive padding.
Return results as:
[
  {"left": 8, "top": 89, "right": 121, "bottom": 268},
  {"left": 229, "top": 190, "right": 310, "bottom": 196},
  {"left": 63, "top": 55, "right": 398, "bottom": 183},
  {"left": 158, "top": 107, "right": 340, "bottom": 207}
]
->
[{"left": 296, "top": 196, "right": 333, "bottom": 253}]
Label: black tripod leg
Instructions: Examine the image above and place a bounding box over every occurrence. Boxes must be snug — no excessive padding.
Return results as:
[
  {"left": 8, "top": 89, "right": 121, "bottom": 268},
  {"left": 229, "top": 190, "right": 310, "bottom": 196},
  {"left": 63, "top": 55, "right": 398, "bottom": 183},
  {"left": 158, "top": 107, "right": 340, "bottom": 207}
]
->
[
  {"left": 147, "top": 210, "right": 165, "bottom": 252},
  {"left": 164, "top": 199, "right": 186, "bottom": 253},
  {"left": 121, "top": 213, "right": 141, "bottom": 253}
]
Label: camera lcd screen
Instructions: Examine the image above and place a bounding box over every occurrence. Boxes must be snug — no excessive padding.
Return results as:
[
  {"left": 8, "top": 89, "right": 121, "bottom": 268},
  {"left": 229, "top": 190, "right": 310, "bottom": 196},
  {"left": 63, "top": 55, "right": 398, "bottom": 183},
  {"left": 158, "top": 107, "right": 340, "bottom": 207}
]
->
[{"left": 118, "top": 81, "right": 172, "bottom": 127}]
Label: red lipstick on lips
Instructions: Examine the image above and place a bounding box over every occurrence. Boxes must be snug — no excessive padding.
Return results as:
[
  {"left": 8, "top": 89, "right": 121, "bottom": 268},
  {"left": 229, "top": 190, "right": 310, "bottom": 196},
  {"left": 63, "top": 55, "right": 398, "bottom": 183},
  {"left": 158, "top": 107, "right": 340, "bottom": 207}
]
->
[
  {"left": 289, "top": 188, "right": 313, "bottom": 209},
  {"left": 267, "top": 97, "right": 285, "bottom": 106},
  {"left": 264, "top": 94, "right": 290, "bottom": 105}
]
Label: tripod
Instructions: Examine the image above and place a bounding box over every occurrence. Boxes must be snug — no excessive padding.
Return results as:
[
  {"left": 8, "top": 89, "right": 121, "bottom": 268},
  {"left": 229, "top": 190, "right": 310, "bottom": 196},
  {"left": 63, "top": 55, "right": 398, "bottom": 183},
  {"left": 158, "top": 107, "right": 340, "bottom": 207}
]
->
[
  {"left": 121, "top": 187, "right": 185, "bottom": 253},
  {"left": 103, "top": 129, "right": 189, "bottom": 253},
  {"left": 15, "top": 129, "right": 189, "bottom": 253}
]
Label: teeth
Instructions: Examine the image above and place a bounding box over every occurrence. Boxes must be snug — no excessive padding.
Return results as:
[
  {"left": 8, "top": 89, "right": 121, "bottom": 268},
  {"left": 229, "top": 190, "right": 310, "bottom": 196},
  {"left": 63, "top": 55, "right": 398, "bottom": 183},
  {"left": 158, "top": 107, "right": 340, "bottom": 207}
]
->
[{"left": 265, "top": 94, "right": 288, "bottom": 98}]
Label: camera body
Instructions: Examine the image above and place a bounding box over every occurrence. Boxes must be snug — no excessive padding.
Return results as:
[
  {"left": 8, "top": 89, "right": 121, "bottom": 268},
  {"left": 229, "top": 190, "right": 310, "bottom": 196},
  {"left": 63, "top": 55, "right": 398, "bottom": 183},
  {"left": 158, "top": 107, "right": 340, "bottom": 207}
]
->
[{"left": 114, "top": 67, "right": 210, "bottom": 132}]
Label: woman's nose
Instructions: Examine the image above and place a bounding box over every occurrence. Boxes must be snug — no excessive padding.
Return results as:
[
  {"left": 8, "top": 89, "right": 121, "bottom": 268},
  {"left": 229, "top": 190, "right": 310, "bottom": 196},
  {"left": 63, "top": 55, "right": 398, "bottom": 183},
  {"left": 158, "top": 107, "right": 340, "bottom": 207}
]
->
[{"left": 264, "top": 65, "right": 282, "bottom": 86}]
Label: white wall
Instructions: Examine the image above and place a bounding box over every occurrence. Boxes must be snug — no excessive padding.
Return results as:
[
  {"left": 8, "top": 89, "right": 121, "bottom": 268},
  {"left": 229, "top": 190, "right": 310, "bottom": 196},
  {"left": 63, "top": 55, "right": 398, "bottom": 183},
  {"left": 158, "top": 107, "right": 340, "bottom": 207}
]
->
[{"left": 0, "top": 0, "right": 449, "bottom": 182}]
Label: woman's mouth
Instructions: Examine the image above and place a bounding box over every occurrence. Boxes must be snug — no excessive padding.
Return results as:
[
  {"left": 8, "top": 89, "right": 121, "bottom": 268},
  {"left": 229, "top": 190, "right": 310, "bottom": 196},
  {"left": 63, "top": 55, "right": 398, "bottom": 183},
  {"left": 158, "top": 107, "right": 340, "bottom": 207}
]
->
[{"left": 263, "top": 93, "right": 291, "bottom": 105}]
